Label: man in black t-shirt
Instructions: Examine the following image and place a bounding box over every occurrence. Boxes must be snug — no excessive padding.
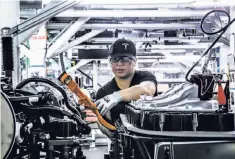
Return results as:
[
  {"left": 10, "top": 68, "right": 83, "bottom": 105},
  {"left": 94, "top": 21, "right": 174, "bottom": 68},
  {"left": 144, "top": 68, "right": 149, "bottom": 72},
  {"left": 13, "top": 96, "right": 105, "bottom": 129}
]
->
[{"left": 95, "top": 38, "right": 158, "bottom": 140}]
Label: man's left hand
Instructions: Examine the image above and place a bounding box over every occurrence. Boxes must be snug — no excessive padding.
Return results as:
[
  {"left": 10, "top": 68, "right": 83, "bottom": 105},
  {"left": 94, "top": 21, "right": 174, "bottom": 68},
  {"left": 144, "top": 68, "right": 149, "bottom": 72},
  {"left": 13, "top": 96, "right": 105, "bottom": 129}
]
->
[{"left": 96, "top": 91, "right": 122, "bottom": 116}]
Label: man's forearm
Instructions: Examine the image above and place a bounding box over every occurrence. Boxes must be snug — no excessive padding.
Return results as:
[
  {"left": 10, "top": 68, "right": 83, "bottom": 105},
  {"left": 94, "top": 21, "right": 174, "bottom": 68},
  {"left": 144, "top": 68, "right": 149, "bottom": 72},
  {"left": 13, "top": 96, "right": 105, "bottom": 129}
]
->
[{"left": 119, "top": 82, "right": 156, "bottom": 102}]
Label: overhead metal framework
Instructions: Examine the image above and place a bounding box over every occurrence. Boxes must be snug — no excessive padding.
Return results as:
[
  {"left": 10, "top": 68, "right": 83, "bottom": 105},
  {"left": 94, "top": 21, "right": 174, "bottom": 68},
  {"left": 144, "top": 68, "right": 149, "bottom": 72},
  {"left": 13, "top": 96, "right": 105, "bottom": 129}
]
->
[
  {"left": 47, "top": 29, "right": 104, "bottom": 58},
  {"left": 13, "top": 0, "right": 82, "bottom": 44},
  {"left": 56, "top": 9, "right": 211, "bottom": 18},
  {"left": 46, "top": 23, "right": 197, "bottom": 30},
  {"left": 47, "top": 17, "right": 90, "bottom": 59},
  {"left": 15, "top": 0, "right": 235, "bottom": 85}
]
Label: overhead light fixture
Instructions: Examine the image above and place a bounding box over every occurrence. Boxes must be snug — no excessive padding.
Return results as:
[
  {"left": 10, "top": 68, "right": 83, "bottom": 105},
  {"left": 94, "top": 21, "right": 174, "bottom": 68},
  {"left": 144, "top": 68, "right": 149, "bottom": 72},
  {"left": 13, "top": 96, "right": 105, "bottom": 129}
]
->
[
  {"left": 78, "top": 0, "right": 235, "bottom": 7},
  {"left": 139, "top": 43, "right": 224, "bottom": 50},
  {"left": 56, "top": 9, "right": 211, "bottom": 18},
  {"left": 42, "top": 0, "right": 51, "bottom": 5},
  {"left": 79, "top": 0, "right": 194, "bottom": 5},
  {"left": 170, "top": 49, "right": 186, "bottom": 53}
]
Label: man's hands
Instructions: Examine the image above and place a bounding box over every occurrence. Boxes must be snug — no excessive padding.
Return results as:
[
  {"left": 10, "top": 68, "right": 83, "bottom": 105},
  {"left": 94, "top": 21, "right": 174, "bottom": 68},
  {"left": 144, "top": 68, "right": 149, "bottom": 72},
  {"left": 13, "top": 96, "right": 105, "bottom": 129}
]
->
[{"left": 96, "top": 91, "right": 122, "bottom": 116}]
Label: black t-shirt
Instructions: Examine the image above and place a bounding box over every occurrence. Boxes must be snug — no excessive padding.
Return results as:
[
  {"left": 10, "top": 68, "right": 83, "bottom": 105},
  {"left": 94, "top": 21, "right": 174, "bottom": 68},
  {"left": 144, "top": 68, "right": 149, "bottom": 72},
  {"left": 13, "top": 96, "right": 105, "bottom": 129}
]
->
[{"left": 95, "top": 70, "right": 158, "bottom": 123}]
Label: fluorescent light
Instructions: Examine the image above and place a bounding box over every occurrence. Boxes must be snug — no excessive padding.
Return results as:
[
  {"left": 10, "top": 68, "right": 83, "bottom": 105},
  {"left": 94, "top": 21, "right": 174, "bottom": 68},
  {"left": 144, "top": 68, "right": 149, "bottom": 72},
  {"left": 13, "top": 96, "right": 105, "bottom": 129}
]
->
[
  {"left": 56, "top": 10, "right": 210, "bottom": 18},
  {"left": 79, "top": 0, "right": 194, "bottom": 5},
  {"left": 139, "top": 43, "right": 223, "bottom": 50},
  {"left": 72, "top": 43, "right": 223, "bottom": 51},
  {"left": 192, "top": 0, "right": 235, "bottom": 7},
  {"left": 169, "top": 49, "right": 186, "bottom": 53},
  {"left": 78, "top": 0, "right": 235, "bottom": 6},
  {"left": 100, "top": 4, "right": 179, "bottom": 9},
  {"left": 162, "top": 55, "right": 201, "bottom": 62}
]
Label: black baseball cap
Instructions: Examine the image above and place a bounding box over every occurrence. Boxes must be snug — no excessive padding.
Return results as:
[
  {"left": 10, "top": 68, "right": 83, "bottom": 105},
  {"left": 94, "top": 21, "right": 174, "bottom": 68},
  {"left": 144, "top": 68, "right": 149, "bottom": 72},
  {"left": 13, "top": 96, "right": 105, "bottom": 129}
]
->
[{"left": 109, "top": 38, "right": 136, "bottom": 61}]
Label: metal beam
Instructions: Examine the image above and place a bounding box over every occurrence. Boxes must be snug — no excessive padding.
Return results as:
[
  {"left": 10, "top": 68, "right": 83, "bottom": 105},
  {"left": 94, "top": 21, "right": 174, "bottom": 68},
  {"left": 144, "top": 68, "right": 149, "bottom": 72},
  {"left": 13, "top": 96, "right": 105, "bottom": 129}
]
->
[
  {"left": 89, "top": 37, "right": 209, "bottom": 43},
  {"left": 47, "top": 17, "right": 90, "bottom": 59},
  {"left": 11, "top": 0, "right": 81, "bottom": 36},
  {"left": 56, "top": 9, "right": 211, "bottom": 18},
  {"left": 17, "top": 0, "right": 63, "bottom": 45},
  {"left": 139, "top": 43, "right": 224, "bottom": 50},
  {"left": 66, "top": 59, "right": 92, "bottom": 73},
  {"left": 47, "top": 23, "right": 196, "bottom": 30},
  {"left": 47, "top": 30, "right": 104, "bottom": 58},
  {"left": 72, "top": 43, "right": 224, "bottom": 50},
  {"left": 47, "top": 21, "right": 74, "bottom": 47}
]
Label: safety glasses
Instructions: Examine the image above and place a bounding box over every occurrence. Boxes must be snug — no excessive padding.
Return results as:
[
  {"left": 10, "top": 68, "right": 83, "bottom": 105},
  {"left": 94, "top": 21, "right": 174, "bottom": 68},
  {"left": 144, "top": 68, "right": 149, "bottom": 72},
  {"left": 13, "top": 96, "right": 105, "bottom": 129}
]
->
[{"left": 110, "top": 56, "right": 133, "bottom": 64}]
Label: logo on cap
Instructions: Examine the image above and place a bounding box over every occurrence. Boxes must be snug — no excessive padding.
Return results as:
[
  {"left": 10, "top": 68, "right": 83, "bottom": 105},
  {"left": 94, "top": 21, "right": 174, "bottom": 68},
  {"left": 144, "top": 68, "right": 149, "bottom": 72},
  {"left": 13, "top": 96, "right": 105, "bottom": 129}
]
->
[{"left": 122, "top": 43, "right": 129, "bottom": 50}]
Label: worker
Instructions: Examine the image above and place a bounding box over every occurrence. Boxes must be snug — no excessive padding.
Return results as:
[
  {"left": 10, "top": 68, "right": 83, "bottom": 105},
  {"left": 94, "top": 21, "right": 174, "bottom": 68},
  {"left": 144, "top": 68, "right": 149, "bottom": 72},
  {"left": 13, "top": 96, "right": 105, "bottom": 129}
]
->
[{"left": 95, "top": 38, "right": 158, "bottom": 156}]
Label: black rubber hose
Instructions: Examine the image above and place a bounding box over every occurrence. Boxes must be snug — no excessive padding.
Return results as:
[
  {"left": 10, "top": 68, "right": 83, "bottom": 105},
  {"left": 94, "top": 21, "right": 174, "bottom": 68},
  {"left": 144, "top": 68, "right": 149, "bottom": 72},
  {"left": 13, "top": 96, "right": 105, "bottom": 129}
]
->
[
  {"left": 186, "top": 9, "right": 235, "bottom": 82},
  {"left": 77, "top": 69, "right": 102, "bottom": 87},
  {"left": 200, "top": 10, "right": 231, "bottom": 35},
  {"left": 15, "top": 78, "right": 81, "bottom": 117}
]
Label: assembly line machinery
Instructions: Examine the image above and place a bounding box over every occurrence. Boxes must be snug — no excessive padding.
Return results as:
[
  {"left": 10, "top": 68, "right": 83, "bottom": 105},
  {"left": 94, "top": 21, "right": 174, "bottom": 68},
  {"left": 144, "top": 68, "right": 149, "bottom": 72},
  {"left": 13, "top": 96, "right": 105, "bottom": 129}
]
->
[{"left": 1, "top": 1, "right": 235, "bottom": 158}]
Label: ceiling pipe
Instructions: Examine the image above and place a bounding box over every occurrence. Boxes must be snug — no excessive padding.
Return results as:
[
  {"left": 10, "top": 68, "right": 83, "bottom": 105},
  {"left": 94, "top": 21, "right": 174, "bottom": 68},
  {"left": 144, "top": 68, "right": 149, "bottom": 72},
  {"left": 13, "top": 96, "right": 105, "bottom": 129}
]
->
[
  {"left": 47, "top": 23, "right": 196, "bottom": 30},
  {"left": 79, "top": 0, "right": 195, "bottom": 5},
  {"left": 47, "top": 17, "right": 90, "bottom": 58},
  {"left": 72, "top": 43, "right": 223, "bottom": 50},
  {"left": 83, "top": 24, "right": 196, "bottom": 29},
  {"left": 89, "top": 37, "right": 209, "bottom": 43},
  {"left": 47, "top": 29, "right": 104, "bottom": 59},
  {"left": 81, "top": 1, "right": 235, "bottom": 9},
  {"left": 76, "top": 0, "right": 235, "bottom": 7},
  {"left": 47, "top": 21, "right": 74, "bottom": 47},
  {"left": 56, "top": 9, "right": 211, "bottom": 18},
  {"left": 139, "top": 43, "right": 223, "bottom": 50}
]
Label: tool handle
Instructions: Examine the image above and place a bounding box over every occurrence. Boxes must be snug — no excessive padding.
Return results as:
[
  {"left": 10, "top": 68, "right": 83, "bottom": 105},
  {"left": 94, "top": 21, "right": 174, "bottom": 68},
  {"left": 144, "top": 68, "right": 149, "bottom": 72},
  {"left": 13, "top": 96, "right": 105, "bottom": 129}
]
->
[{"left": 58, "top": 71, "right": 117, "bottom": 131}]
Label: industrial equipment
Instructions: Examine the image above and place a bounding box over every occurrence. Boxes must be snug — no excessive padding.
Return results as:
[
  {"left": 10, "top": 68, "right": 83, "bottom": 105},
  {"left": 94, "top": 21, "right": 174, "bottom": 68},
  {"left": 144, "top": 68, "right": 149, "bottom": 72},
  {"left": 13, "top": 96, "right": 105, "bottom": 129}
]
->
[
  {"left": 1, "top": 77, "right": 92, "bottom": 159},
  {"left": 103, "top": 9, "right": 235, "bottom": 159},
  {"left": 1, "top": 7, "right": 235, "bottom": 159}
]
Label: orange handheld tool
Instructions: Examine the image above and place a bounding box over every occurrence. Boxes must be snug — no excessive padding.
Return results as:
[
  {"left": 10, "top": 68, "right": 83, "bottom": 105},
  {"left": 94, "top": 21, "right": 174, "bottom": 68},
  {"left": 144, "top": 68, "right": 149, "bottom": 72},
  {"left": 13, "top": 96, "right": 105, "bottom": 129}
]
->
[{"left": 58, "top": 71, "right": 117, "bottom": 131}]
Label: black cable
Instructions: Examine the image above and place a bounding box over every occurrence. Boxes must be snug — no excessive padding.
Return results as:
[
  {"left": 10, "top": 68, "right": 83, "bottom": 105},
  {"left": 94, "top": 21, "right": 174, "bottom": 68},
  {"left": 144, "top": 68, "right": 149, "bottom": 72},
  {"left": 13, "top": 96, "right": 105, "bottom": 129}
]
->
[
  {"left": 15, "top": 78, "right": 82, "bottom": 117},
  {"left": 22, "top": 104, "right": 91, "bottom": 134},
  {"left": 186, "top": 9, "right": 235, "bottom": 82},
  {"left": 201, "top": 10, "right": 231, "bottom": 35},
  {"left": 21, "top": 43, "right": 30, "bottom": 50},
  {"left": 77, "top": 69, "right": 102, "bottom": 87},
  {"left": 20, "top": 103, "right": 86, "bottom": 126}
]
